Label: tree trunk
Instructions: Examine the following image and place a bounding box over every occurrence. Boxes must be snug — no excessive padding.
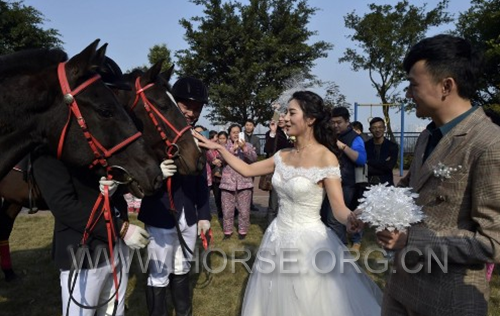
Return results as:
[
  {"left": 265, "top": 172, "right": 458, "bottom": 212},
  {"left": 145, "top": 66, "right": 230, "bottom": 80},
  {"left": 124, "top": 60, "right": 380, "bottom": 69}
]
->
[{"left": 381, "top": 98, "right": 396, "bottom": 143}]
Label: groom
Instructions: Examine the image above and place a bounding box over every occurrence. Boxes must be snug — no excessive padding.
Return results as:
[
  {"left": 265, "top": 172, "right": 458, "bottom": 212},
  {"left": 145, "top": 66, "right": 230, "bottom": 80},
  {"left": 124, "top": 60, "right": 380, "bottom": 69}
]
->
[{"left": 377, "top": 34, "right": 500, "bottom": 315}]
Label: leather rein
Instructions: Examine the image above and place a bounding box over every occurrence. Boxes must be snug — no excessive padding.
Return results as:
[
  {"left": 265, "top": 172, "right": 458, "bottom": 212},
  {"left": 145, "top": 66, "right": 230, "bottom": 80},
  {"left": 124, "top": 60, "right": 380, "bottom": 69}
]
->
[
  {"left": 56, "top": 62, "right": 138, "bottom": 316},
  {"left": 130, "top": 76, "right": 192, "bottom": 160},
  {"left": 130, "top": 77, "right": 203, "bottom": 258}
]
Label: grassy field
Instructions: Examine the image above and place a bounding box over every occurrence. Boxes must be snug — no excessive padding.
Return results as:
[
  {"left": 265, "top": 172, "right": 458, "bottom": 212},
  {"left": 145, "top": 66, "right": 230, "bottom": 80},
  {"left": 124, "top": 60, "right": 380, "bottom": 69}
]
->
[{"left": 1, "top": 212, "right": 500, "bottom": 316}]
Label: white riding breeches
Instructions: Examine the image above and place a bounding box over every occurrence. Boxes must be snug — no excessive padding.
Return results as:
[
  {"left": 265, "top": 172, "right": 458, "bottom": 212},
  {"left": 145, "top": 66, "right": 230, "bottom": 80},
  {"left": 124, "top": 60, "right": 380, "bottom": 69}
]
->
[
  {"left": 146, "top": 209, "right": 197, "bottom": 287},
  {"left": 60, "top": 240, "right": 130, "bottom": 316}
]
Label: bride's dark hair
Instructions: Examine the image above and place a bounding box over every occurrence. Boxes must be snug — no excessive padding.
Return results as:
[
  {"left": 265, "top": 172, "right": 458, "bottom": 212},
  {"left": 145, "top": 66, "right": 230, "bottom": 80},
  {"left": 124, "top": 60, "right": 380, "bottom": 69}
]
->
[{"left": 289, "top": 91, "right": 339, "bottom": 155}]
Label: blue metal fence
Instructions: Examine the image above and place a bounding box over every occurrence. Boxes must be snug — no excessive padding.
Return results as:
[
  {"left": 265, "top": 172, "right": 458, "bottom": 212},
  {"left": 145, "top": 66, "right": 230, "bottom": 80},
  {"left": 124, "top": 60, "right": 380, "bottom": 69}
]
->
[{"left": 254, "top": 131, "right": 420, "bottom": 156}]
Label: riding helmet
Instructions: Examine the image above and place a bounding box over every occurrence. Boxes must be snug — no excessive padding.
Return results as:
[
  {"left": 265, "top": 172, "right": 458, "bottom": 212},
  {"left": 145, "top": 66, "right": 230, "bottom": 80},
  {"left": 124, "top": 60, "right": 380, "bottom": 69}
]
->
[
  {"left": 172, "top": 77, "right": 208, "bottom": 104},
  {"left": 98, "top": 57, "right": 131, "bottom": 90}
]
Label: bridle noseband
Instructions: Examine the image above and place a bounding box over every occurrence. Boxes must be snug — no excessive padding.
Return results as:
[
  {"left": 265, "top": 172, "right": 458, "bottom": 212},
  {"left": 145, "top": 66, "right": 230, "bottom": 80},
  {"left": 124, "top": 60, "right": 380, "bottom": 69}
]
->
[
  {"left": 131, "top": 76, "right": 192, "bottom": 160},
  {"left": 57, "top": 61, "right": 142, "bottom": 316},
  {"left": 131, "top": 76, "right": 199, "bottom": 259},
  {"left": 56, "top": 62, "right": 142, "bottom": 173}
]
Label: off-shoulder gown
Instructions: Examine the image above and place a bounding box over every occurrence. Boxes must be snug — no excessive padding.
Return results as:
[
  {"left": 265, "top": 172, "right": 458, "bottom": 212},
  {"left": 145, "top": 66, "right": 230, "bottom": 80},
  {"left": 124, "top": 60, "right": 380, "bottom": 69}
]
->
[{"left": 241, "top": 152, "right": 382, "bottom": 316}]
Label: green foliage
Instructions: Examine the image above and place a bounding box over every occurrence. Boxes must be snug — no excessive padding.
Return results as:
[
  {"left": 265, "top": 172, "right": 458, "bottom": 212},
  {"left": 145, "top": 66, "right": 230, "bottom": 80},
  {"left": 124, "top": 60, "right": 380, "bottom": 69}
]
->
[
  {"left": 0, "top": 0, "right": 62, "bottom": 54},
  {"left": 456, "top": 0, "right": 500, "bottom": 107},
  {"left": 323, "top": 81, "right": 351, "bottom": 108},
  {"left": 147, "top": 43, "right": 173, "bottom": 72},
  {"left": 339, "top": 0, "right": 452, "bottom": 140},
  {"left": 176, "top": 0, "right": 332, "bottom": 126}
]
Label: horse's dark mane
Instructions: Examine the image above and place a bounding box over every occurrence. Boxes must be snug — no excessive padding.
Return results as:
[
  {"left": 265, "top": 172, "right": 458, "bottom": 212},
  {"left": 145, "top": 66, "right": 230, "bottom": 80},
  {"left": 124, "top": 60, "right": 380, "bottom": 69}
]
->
[
  {"left": 124, "top": 69, "right": 173, "bottom": 92},
  {"left": 0, "top": 48, "right": 68, "bottom": 74},
  {"left": 127, "top": 68, "right": 145, "bottom": 77}
]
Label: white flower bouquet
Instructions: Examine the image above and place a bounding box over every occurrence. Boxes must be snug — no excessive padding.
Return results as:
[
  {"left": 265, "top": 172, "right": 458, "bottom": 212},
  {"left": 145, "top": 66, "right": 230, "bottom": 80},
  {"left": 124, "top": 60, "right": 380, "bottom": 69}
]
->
[{"left": 357, "top": 183, "right": 425, "bottom": 233}]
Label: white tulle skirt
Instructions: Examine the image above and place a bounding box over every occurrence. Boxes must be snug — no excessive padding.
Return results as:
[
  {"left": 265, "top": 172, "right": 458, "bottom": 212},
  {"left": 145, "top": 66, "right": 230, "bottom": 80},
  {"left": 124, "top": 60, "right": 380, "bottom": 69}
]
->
[{"left": 240, "top": 219, "right": 382, "bottom": 316}]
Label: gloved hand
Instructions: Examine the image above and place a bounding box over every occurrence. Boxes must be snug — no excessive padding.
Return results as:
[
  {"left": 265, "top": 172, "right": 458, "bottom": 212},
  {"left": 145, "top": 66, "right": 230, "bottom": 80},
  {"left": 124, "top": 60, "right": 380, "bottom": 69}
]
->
[
  {"left": 122, "top": 223, "right": 150, "bottom": 249},
  {"left": 197, "top": 220, "right": 211, "bottom": 236},
  {"left": 160, "top": 159, "right": 177, "bottom": 179},
  {"left": 99, "top": 177, "right": 118, "bottom": 196}
]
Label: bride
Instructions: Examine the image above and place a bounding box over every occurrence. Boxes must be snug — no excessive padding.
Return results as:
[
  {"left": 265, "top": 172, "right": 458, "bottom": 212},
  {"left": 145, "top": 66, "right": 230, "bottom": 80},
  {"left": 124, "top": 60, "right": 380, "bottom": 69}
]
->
[{"left": 194, "top": 90, "right": 382, "bottom": 316}]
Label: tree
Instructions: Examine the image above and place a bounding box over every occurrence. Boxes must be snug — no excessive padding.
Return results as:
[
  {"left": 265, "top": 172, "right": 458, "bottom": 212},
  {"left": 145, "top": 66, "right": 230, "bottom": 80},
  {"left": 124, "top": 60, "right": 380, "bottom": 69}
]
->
[
  {"left": 323, "top": 81, "right": 350, "bottom": 109},
  {"left": 147, "top": 44, "right": 173, "bottom": 72},
  {"left": 339, "top": 0, "right": 452, "bottom": 141},
  {"left": 456, "top": 0, "right": 500, "bottom": 107},
  {"left": 176, "top": 0, "right": 332, "bottom": 126},
  {"left": 0, "top": 0, "right": 62, "bottom": 54}
]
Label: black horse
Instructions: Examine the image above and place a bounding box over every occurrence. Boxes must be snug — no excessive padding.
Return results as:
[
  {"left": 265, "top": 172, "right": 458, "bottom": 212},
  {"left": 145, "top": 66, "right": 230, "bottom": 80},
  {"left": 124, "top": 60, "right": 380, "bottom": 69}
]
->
[
  {"left": 115, "top": 61, "right": 206, "bottom": 174},
  {"left": 0, "top": 59, "right": 206, "bottom": 281},
  {"left": 0, "top": 41, "right": 170, "bottom": 281},
  {"left": 0, "top": 39, "right": 163, "bottom": 194}
]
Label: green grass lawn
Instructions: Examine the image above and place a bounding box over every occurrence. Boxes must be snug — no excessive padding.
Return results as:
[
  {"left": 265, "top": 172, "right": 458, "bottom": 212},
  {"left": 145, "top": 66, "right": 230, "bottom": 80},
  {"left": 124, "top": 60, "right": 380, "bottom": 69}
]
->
[{"left": 1, "top": 212, "right": 499, "bottom": 316}]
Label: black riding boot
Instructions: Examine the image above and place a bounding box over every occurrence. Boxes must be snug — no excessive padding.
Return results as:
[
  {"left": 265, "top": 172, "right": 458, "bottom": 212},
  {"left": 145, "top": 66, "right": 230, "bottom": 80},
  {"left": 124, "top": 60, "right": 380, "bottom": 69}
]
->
[
  {"left": 170, "top": 273, "right": 192, "bottom": 316},
  {"left": 146, "top": 286, "right": 167, "bottom": 316}
]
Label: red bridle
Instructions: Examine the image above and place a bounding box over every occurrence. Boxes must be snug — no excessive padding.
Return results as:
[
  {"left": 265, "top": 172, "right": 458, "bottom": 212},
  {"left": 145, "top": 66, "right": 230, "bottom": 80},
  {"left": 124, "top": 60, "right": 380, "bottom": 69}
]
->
[
  {"left": 56, "top": 62, "right": 142, "bottom": 170},
  {"left": 131, "top": 76, "right": 196, "bottom": 228},
  {"left": 131, "top": 76, "right": 192, "bottom": 159},
  {"left": 56, "top": 62, "right": 142, "bottom": 310}
]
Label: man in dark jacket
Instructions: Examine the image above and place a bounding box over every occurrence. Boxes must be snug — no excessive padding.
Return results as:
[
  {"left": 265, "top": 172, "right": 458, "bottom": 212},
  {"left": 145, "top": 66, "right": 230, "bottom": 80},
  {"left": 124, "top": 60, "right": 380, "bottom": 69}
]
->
[
  {"left": 365, "top": 117, "right": 399, "bottom": 186},
  {"left": 321, "top": 106, "right": 367, "bottom": 250},
  {"left": 244, "top": 119, "right": 261, "bottom": 211},
  {"left": 138, "top": 77, "right": 211, "bottom": 316},
  {"left": 31, "top": 58, "right": 151, "bottom": 316},
  {"left": 264, "top": 113, "right": 293, "bottom": 224},
  {"left": 33, "top": 152, "right": 150, "bottom": 316}
]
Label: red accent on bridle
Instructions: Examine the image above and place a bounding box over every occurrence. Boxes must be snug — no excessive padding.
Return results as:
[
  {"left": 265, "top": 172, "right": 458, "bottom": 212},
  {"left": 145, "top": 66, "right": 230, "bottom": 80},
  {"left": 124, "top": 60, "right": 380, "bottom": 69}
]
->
[
  {"left": 131, "top": 77, "right": 194, "bottom": 214},
  {"left": 131, "top": 77, "right": 192, "bottom": 159},
  {"left": 80, "top": 185, "right": 120, "bottom": 304},
  {"left": 56, "top": 62, "right": 142, "bottom": 169},
  {"left": 57, "top": 62, "right": 142, "bottom": 308}
]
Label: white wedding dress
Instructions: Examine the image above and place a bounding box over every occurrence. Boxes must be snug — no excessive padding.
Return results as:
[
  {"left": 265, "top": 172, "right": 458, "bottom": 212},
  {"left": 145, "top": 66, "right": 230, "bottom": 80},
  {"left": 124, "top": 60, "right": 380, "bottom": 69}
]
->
[{"left": 241, "top": 152, "right": 382, "bottom": 316}]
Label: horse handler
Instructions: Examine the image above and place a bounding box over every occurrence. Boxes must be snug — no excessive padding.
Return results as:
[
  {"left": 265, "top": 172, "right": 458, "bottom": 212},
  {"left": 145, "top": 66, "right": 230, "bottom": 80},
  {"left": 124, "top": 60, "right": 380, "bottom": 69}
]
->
[
  {"left": 30, "top": 60, "right": 158, "bottom": 316},
  {"left": 138, "top": 77, "right": 211, "bottom": 316},
  {"left": 32, "top": 152, "right": 151, "bottom": 316}
]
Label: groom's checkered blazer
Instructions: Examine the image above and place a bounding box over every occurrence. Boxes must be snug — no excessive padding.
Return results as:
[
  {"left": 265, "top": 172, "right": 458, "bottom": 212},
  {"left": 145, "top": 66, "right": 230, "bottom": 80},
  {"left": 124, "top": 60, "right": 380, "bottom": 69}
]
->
[{"left": 385, "top": 107, "right": 500, "bottom": 316}]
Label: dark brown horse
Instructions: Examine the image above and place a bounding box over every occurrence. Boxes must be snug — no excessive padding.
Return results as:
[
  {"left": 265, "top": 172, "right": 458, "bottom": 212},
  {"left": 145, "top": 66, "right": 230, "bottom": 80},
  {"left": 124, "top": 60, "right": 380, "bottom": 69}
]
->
[
  {"left": 0, "top": 42, "right": 172, "bottom": 281},
  {"left": 0, "top": 40, "right": 163, "bottom": 193},
  {"left": 0, "top": 59, "right": 205, "bottom": 281},
  {"left": 115, "top": 61, "right": 205, "bottom": 174}
]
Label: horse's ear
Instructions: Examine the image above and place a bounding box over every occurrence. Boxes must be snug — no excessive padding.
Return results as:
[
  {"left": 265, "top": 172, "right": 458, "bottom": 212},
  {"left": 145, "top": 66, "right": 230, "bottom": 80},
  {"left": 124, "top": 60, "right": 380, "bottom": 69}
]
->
[
  {"left": 143, "top": 59, "right": 164, "bottom": 84},
  {"left": 93, "top": 43, "right": 108, "bottom": 71},
  {"left": 161, "top": 64, "right": 175, "bottom": 83},
  {"left": 155, "top": 64, "right": 174, "bottom": 89},
  {"left": 66, "top": 39, "right": 101, "bottom": 78}
]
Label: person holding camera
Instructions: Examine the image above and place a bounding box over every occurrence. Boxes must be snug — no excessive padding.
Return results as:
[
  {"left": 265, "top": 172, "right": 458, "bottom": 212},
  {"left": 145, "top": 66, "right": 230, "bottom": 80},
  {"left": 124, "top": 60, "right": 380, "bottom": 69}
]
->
[
  {"left": 219, "top": 123, "right": 257, "bottom": 240},
  {"left": 263, "top": 113, "right": 294, "bottom": 224}
]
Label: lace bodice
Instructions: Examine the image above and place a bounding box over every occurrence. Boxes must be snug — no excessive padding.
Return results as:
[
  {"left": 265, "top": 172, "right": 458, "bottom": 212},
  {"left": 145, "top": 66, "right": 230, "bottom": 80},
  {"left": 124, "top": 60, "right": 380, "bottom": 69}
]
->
[{"left": 269, "top": 151, "right": 341, "bottom": 247}]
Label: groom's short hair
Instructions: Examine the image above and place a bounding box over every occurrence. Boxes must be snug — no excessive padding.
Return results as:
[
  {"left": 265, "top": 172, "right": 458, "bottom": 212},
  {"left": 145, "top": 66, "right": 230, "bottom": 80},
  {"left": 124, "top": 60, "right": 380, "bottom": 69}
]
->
[{"left": 403, "top": 34, "right": 483, "bottom": 100}]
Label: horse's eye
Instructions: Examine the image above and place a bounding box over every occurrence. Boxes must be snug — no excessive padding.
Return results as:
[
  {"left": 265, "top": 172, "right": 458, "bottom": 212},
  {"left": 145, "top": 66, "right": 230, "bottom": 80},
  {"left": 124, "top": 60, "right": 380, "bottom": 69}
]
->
[{"left": 99, "top": 109, "right": 113, "bottom": 118}]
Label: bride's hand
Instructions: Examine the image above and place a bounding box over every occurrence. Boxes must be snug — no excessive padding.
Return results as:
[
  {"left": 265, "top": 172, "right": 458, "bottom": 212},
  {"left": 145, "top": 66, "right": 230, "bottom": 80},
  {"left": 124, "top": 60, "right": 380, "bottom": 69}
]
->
[
  {"left": 193, "top": 130, "right": 222, "bottom": 150},
  {"left": 346, "top": 209, "right": 364, "bottom": 233}
]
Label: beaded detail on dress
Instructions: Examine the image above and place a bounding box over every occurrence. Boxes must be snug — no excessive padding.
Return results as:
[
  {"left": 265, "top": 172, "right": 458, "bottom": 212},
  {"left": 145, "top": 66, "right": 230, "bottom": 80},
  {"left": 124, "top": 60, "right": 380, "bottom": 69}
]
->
[{"left": 268, "top": 152, "right": 341, "bottom": 249}]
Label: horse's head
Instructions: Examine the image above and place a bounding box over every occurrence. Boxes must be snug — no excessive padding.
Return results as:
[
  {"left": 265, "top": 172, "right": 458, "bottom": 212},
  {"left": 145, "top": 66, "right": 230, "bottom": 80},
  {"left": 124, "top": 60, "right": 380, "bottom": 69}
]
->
[
  {"left": 114, "top": 61, "right": 206, "bottom": 175},
  {"left": 46, "top": 40, "right": 163, "bottom": 196}
]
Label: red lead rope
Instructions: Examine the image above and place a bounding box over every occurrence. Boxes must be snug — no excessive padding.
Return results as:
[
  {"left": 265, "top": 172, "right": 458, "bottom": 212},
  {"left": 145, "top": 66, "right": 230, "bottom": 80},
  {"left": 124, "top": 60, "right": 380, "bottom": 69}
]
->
[
  {"left": 131, "top": 77, "right": 201, "bottom": 258},
  {"left": 80, "top": 183, "right": 119, "bottom": 303},
  {"left": 56, "top": 62, "right": 132, "bottom": 312}
]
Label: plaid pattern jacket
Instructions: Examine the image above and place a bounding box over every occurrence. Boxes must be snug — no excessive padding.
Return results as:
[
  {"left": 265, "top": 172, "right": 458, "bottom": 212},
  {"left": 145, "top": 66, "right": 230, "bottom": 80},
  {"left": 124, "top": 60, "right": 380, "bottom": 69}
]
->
[{"left": 387, "top": 107, "right": 500, "bottom": 316}]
